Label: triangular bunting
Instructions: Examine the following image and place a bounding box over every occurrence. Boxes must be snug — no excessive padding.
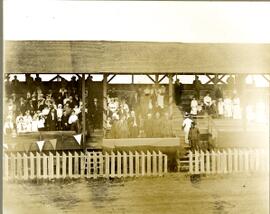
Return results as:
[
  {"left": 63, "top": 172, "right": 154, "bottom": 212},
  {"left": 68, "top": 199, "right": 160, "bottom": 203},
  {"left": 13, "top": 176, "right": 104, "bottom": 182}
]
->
[
  {"left": 74, "top": 134, "right": 82, "bottom": 145},
  {"left": 23, "top": 143, "right": 32, "bottom": 153},
  {"left": 49, "top": 139, "right": 57, "bottom": 150},
  {"left": 37, "top": 140, "right": 45, "bottom": 152}
]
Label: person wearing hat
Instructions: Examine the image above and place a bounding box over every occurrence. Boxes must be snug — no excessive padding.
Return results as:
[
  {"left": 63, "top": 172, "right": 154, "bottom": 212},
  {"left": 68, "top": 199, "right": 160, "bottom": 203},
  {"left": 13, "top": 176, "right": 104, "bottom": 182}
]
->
[
  {"left": 182, "top": 113, "right": 193, "bottom": 145},
  {"left": 188, "top": 122, "right": 200, "bottom": 152}
]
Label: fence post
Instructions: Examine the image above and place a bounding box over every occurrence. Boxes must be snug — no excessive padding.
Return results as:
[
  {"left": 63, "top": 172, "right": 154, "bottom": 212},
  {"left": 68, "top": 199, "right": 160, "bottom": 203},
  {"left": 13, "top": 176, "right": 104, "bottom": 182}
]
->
[
  {"left": 211, "top": 151, "right": 216, "bottom": 174},
  {"left": 158, "top": 151, "right": 163, "bottom": 176},
  {"left": 4, "top": 154, "right": 9, "bottom": 180},
  {"left": 87, "top": 152, "right": 91, "bottom": 178},
  {"left": 62, "top": 152, "right": 67, "bottom": 178},
  {"left": 117, "top": 152, "right": 122, "bottom": 178},
  {"left": 56, "top": 152, "right": 60, "bottom": 179},
  {"left": 68, "top": 152, "right": 73, "bottom": 178},
  {"left": 93, "top": 152, "right": 98, "bottom": 179},
  {"left": 30, "top": 152, "right": 35, "bottom": 179},
  {"left": 99, "top": 152, "right": 104, "bottom": 177},
  {"left": 194, "top": 151, "right": 199, "bottom": 174},
  {"left": 36, "top": 152, "right": 41, "bottom": 179},
  {"left": 233, "top": 149, "right": 238, "bottom": 172},
  {"left": 200, "top": 150, "right": 205, "bottom": 174},
  {"left": 22, "top": 153, "right": 28, "bottom": 180},
  {"left": 11, "top": 153, "right": 15, "bottom": 180},
  {"left": 48, "top": 152, "right": 54, "bottom": 180},
  {"left": 205, "top": 151, "right": 210, "bottom": 174},
  {"left": 227, "top": 149, "right": 232, "bottom": 173},
  {"left": 111, "top": 152, "right": 115, "bottom": 178},
  {"left": 147, "top": 151, "right": 151, "bottom": 176},
  {"left": 217, "top": 150, "right": 221, "bottom": 174},
  {"left": 17, "top": 153, "right": 22, "bottom": 179},
  {"left": 141, "top": 151, "right": 145, "bottom": 176},
  {"left": 135, "top": 151, "right": 140, "bottom": 177},
  {"left": 153, "top": 151, "right": 157, "bottom": 176},
  {"left": 123, "top": 151, "right": 127, "bottom": 177},
  {"left": 43, "top": 153, "right": 48, "bottom": 179},
  {"left": 80, "top": 152, "right": 85, "bottom": 178},
  {"left": 105, "top": 152, "right": 110, "bottom": 178},
  {"left": 189, "top": 151, "right": 193, "bottom": 174},
  {"left": 244, "top": 149, "right": 249, "bottom": 172},
  {"left": 74, "top": 152, "right": 79, "bottom": 178},
  {"left": 129, "top": 151, "right": 134, "bottom": 177}
]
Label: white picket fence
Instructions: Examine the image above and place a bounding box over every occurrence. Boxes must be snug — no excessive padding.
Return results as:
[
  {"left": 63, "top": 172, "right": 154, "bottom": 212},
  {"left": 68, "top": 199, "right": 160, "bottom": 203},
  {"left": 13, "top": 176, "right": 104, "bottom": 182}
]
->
[
  {"left": 3, "top": 151, "right": 168, "bottom": 180},
  {"left": 189, "top": 148, "right": 269, "bottom": 174}
]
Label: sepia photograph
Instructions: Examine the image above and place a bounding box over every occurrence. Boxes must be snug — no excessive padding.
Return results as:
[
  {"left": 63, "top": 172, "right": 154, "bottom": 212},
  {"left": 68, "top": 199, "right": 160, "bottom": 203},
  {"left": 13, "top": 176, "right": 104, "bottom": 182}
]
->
[{"left": 2, "top": 1, "right": 269, "bottom": 213}]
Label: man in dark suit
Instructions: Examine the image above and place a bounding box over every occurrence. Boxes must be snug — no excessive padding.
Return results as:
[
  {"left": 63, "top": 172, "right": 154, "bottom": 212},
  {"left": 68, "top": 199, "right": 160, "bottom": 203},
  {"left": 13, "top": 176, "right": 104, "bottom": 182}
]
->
[
  {"left": 89, "top": 98, "right": 102, "bottom": 129},
  {"left": 47, "top": 108, "right": 57, "bottom": 131}
]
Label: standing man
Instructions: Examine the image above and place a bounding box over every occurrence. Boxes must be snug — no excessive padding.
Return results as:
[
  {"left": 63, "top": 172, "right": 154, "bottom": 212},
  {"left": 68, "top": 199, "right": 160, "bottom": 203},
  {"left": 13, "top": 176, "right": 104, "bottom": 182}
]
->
[
  {"left": 182, "top": 113, "right": 193, "bottom": 145},
  {"left": 188, "top": 122, "right": 200, "bottom": 152}
]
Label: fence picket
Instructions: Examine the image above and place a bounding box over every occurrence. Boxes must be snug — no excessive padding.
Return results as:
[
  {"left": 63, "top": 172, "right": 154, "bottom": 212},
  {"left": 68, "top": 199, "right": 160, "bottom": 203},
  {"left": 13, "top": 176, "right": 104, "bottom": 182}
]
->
[
  {"left": 135, "top": 151, "right": 140, "bottom": 177},
  {"left": 74, "top": 152, "right": 79, "bottom": 178},
  {"left": 233, "top": 149, "right": 238, "bottom": 172},
  {"left": 239, "top": 150, "right": 244, "bottom": 172},
  {"left": 62, "top": 152, "right": 67, "bottom": 178},
  {"left": 80, "top": 152, "right": 85, "bottom": 178},
  {"left": 11, "top": 153, "right": 15, "bottom": 179},
  {"left": 158, "top": 151, "right": 163, "bottom": 176},
  {"left": 194, "top": 151, "right": 199, "bottom": 174},
  {"left": 117, "top": 152, "right": 122, "bottom": 177},
  {"left": 222, "top": 150, "right": 227, "bottom": 173},
  {"left": 68, "top": 152, "right": 73, "bottom": 178},
  {"left": 111, "top": 152, "right": 115, "bottom": 177},
  {"left": 147, "top": 151, "right": 151, "bottom": 176},
  {"left": 164, "top": 154, "right": 168, "bottom": 174},
  {"left": 93, "top": 152, "right": 97, "bottom": 179},
  {"left": 200, "top": 151, "right": 205, "bottom": 173},
  {"left": 123, "top": 151, "right": 127, "bottom": 177},
  {"left": 189, "top": 151, "right": 193, "bottom": 174},
  {"left": 105, "top": 152, "right": 110, "bottom": 178},
  {"left": 99, "top": 153, "right": 104, "bottom": 176},
  {"left": 227, "top": 149, "right": 233, "bottom": 173},
  {"left": 129, "top": 151, "right": 134, "bottom": 177},
  {"left": 56, "top": 152, "right": 60, "bottom": 179},
  {"left": 17, "top": 153, "right": 22, "bottom": 179},
  {"left": 87, "top": 152, "right": 91, "bottom": 178},
  {"left": 205, "top": 151, "right": 210, "bottom": 173},
  {"left": 23, "top": 153, "right": 28, "bottom": 180},
  {"left": 211, "top": 151, "right": 216, "bottom": 174},
  {"left": 48, "top": 152, "right": 54, "bottom": 179},
  {"left": 141, "top": 151, "right": 145, "bottom": 176},
  {"left": 244, "top": 149, "right": 249, "bottom": 172},
  {"left": 30, "top": 152, "right": 35, "bottom": 179},
  {"left": 43, "top": 153, "right": 48, "bottom": 179},
  {"left": 217, "top": 151, "right": 221, "bottom": 174},
  {"left": 36, "top": 152, "right": 41, "bottom": 179},
  {"left": 153, "top": 151, "right": 157, "bottom": 176}
]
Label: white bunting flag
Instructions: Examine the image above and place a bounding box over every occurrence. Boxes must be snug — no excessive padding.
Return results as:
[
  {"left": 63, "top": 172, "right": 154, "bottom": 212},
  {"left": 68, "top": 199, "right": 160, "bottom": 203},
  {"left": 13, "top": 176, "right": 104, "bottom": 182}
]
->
[
  {"left": 74, "top": 134, "right": 82, "bottom": 145},
  {"left": 37, "top": 140, "right": 45, "bottom": 152},
  {"left": 49, "top": 139, "right": 57, "bottom": 150},
  {"left": 3, "top": 144, "right": 8, "bottom": 150}
]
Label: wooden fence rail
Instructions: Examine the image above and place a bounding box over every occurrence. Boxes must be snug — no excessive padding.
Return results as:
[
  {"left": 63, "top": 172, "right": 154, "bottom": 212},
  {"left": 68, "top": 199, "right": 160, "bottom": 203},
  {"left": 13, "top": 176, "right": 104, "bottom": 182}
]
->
[
  {"left": 189, "top": 148, "right": 269, "bottom": 174},
  {"left": 3, "top": 151, "right": 168, "bottom": 181}
]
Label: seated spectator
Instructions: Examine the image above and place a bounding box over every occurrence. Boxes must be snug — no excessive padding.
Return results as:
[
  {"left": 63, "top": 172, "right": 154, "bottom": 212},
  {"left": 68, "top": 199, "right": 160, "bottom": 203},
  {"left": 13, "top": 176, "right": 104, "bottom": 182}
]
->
[
  {"left": 24, "top": 110, "right": 32, "bottom": 132},
  {"left": 127, "top": 110, "right": 139, "bottom": 138},
  {"left": 4, "top": 114, "right": 14, "bottom": 135},
  {"left": 31, "top": 113, "right": 39, "bottom": 132},
  {"left": 47, "top": 108, "right": 57, "bottom": 131},
  {"left": 190, "top": 97, "right": 198, "bottom": 116},
  {"left": 16, "top": 113, "right": 25, "bottom": 133},
  {"left": 56, "top": 104, "right": 63, "bottom": 130},
  {"left": 68, "top": 110, "right": 79, "bottom": 132},
  {"left": 217, "top": 98, "right": 224, "bottom": 118},
  {"left": 62, "top": 111, "right": 70, "bottom": 130},
  {"left": 203, "top": 93, "right": 212, "bottom": 114},
  {"left": 37, "top": 112, "right": 46, "bottom": 131}
]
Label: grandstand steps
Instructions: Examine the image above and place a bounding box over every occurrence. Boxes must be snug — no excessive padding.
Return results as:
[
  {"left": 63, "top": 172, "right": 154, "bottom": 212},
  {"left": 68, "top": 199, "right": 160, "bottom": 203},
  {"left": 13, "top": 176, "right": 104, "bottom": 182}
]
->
[{"left": 85, "top": 129, "right": 103, "bottom": 150}]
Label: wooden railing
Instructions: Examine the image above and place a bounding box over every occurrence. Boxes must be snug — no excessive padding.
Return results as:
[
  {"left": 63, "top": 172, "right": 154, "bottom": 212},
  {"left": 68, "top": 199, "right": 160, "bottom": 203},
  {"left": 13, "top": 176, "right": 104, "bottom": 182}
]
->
[
  {"left": 188, "top": 148, "right": 269, "bottom": 174},
  {"left": 3, "top": 151, "right": 168, "bottom": 181}
]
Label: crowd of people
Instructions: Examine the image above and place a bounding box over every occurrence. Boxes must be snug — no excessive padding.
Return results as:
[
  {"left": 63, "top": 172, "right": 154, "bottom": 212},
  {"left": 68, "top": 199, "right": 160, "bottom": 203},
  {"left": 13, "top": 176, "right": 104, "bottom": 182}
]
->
[{"left": 106, "top": 85, "right": 176, "bottom": 138}]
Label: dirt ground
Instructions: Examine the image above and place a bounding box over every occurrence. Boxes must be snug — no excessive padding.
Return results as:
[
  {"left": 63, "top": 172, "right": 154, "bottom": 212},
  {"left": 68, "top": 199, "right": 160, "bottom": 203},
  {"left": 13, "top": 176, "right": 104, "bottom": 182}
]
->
[{"left": 3, "top": 173, "right": 269, "bottom": 214}]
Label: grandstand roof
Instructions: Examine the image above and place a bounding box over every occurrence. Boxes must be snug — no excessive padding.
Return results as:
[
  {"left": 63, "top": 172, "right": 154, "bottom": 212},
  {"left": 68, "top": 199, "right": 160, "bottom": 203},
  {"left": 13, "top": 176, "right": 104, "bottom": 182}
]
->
[{"left": 4, "top": 41, "right": 270, "bottom": 74}]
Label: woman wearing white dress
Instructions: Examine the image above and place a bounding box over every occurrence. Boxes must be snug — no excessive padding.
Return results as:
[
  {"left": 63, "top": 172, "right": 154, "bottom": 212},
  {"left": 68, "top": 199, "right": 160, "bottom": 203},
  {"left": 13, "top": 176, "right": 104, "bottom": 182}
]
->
[
  {"left": 224, "top": 97, "right": 233, "bottom": 118},
  {"left": 217, "top": 98, "right": 224, "bottom": 118},
  {"left": 31, "top": 113, "right": 39, "bottom": 132},
  {"left": 190, "top": 97, "right": 198, "bottom": 116},
  {"left": 24, "top": 110, "right": 33, "bottom": 132}
]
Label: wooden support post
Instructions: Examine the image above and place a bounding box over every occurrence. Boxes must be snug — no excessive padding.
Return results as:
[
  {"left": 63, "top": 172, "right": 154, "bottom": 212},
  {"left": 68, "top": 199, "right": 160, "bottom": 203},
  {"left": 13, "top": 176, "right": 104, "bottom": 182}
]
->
[
  {"left": 56, "top": 152, "right": 60, "bottom": 179},
  {"left": 81, "top": 74, "right": 86, "bottom": 150},
  {"left": 117, "top": 152, "right": 122, "bottom": 178},
  {"left": 168, "top": 74, "right": 173, "bottom": 118},
  {"left": 103, "top": 74, "right": 108, "bottom": 137},
  {"left": 36, "top": 152, "right": 41, "bottom": 179},
  {"left": 129, "top": 151, "right": 134, "bottom": 177},
  {"left": 80, "top": 152, "right": 85, "bottom": 178},
  {"left": 123, "top": 151, "right": 127, "bottom": 177},
  {"left": 147, "top": 151, "right": 151, "bottom": 176}
]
